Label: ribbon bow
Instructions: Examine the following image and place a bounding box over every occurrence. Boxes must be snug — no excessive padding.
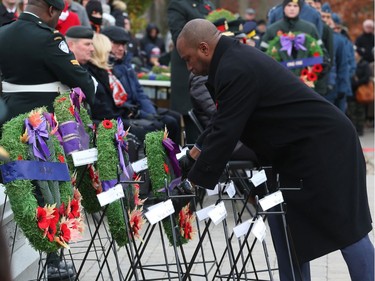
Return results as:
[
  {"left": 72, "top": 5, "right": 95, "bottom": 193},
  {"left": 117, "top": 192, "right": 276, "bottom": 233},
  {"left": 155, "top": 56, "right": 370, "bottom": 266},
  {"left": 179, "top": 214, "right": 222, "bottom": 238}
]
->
[
  {"left": 70, "top": 87, "right": 86, "bottom": 124},
  {"left": 115, "top": 117, "right": 130, "bottom": 179},
  {"left": 162, "top": 137, "right": 181, "bottom": 177},
  {"left": 280, "top": 33, "right": 307, "bottom": 56},
  {"left": 25, "top": 116, "right": 50, "bottom": 161}
]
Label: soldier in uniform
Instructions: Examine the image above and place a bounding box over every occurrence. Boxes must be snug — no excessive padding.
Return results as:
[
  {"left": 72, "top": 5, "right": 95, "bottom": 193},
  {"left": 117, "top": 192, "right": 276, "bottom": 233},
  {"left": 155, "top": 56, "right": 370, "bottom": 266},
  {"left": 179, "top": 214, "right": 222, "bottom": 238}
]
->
[
  {"left": 0, "top": 0, "right": 96, "bottom": 124},
  {"left": 0, "top": 0, "right": 96, "bottom": 279}
]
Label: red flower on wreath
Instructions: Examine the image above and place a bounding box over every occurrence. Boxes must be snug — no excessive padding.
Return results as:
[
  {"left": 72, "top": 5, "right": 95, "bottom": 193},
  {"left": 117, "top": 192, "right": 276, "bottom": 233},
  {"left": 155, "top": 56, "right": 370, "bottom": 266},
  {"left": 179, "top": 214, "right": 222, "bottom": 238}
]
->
[
  {"left": 37, "top": 207, "right": 49, "bottom": 229},
  {"left": 17, "top": 155, "right": 23, "bottom": 160},
  {"left": 59, "top": 222, "right": 71, "bottom": 242},
  {"left": 57, "top": 97, "right": 67, "bottom": 102},
  {"left": 46, "top": 223, "right": 57, "bottom": 242},
  {"left": 102, "top": 119, "right": 113, "bottom": 129},
  {"left": 307, "top": 72, "right": 318, "bottom": 82},
  {"left": 58, "top": 154, "right": 65, "bottom": 163},
  {"left": 312, "top": 64, "right": 323, "bottom": 73},
  {"left": 68, "top": 199, "right": 80, "bottom": 219},
  {"left": 163, "top": 163, "right": 170, "bottom": 174},
  {"left": 69, "top": 105, "right": 75, "bottom": 116},
  {"left": 301, "top": 69, "right": 309, "bottom": 76}
]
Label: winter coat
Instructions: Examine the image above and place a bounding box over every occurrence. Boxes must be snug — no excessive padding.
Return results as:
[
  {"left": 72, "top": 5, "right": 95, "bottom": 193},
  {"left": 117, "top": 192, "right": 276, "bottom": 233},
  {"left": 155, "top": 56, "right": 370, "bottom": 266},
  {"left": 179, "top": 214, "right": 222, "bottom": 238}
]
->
[
  {"left": 167, "top": 0, "right": 214, "bottom": 114},
  {"left": 188, "top": 35, "right": 372, "bottom": 264}
]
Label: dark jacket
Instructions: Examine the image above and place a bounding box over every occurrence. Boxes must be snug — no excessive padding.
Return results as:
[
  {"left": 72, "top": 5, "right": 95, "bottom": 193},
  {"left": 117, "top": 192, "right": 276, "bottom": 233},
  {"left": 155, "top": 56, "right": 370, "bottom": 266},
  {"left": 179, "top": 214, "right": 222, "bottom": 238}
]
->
[
  {"left": 189, "top": 74, "right": 216, "bottom": 128},
  {"left": 86, "top": 62, "right": 127, "bottom": 121},
  {"left": 0, "top": 3, "right": 17, "bottom": 27},
  {"left": 352, "top": 58, "right": 371, "bottom": 92},
  {"left": 0, "top": 13, "right": 95, "bottom": 122},
  {"left": 167, "top": 0, "right": 214, "bottom": 114},
  {"left": 140, "top": 23, "right": 166, "bottom": 55},
  {"left": 188, "top": 36, "right": 372, "bottom": 264},
  {"left": 355, "top": 32, "right": 374, "bottom": 63},
  {"left": 113, "top": 57, "right": 157, "bottom": 118}
]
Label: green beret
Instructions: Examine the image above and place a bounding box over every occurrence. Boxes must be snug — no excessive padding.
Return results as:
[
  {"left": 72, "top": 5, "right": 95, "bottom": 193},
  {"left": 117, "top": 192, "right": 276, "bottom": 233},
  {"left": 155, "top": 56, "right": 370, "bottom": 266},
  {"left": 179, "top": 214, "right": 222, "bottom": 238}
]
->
[
  {"left": 66, "top": 26, "right": 94, "bottom": 39},
  {"left": 44, "top": 0, "right": 64, "bottom": 10}
]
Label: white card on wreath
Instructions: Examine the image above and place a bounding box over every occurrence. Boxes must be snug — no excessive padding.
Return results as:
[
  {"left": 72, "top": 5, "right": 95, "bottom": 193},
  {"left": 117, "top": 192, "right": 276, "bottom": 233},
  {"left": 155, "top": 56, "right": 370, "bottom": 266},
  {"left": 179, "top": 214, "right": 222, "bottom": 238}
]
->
[
  {"left": 206, "top": 184, "right": 219, "bottom": 196},
  {"left": 196, "top": 204, "right": 215, "bottom": 221},
  {"left": 132, "top": 157, "right": 148, "bottom": 173},
  {"left": 250, "top": 169, "right": 267, "bottom": 187},
  {"left": 145, "top": 199, "right": 175, "bottom": 225},
  {"left": 208, "top": 201, "right": 227, "bottom": 225},
  {"left": 224, "top": 181, "right": 236, "bottom": 198},
  {"left": 252, "top": 217, "right": 267, "bottom": 242},
  {"left": 71, "top": 148, "right": 98, "bottom": 167},
  {"left": 233, "top": 219, "right": 253, "bottom": 238},
  {"left": 97, "top": 184, "right": 124, "bottom": 207},
  {"left": 259, "top": 190, "right": 284, "bottom": 211}
]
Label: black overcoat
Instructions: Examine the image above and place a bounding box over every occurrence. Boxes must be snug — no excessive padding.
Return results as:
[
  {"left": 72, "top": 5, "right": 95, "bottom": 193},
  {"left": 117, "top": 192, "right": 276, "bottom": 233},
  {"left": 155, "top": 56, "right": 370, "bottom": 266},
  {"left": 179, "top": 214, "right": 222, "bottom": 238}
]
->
[{"left": 189, "top": 36, "right": 372, "bottom": 263}]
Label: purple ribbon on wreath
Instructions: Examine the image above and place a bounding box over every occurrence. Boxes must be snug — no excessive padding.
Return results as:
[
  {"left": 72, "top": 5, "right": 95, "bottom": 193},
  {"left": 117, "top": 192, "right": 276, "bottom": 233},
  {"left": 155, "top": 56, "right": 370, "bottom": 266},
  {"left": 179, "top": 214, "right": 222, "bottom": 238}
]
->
[
  {"left": 70, "top": 87, "right": 86, "bottom": 125},
  {"left": 162, "top": 137, "right": 181, "bottom": 177},
  {"left": 115, "top": 117, "right": 130, "bottom": 179},
  {"left": 280, "top": 33, "right": 307, "bottom": 56},
  {"left": 25, "top": 117, "right": 50, "bottom": 161}
]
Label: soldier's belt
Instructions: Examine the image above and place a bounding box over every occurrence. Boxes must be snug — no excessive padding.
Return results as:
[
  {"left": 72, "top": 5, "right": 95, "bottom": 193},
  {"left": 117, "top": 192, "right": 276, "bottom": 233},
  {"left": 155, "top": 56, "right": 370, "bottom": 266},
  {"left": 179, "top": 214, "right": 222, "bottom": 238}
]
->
[{"left": 2, "top": 81, "right": 69, "bottom": 93}]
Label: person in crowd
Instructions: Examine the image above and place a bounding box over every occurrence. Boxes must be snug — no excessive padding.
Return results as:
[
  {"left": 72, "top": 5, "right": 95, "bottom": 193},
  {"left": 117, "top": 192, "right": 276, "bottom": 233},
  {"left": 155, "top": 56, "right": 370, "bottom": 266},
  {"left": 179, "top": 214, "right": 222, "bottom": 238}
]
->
[
  {"left": 0, "top": 0, "right": 95, "bottom": 123},
  {"left": 320, "top": 3, "right": 350, "bottom": 112},
  {"left": 101, "top": 26, "right": 181, "bottom": 145},
  {"left": 66, "top": 0, "right": 90, "bottom": 26},
  {"left": 304, "top": 0, "right": 334, "bottom": 96},
  {"left": 56, "top": 0, "right": 81, "bottom": 35},
  {"left": 355, "top": 19, "right": 374, "bottom": 63},
  {"left": 0, "top": 0, "right": 18, "bottom": 27},
  {"left": 268, "top": 0, "right": 323, "bottom": 37},
  {"left": 85, "top": 0, "right": 102, "bottom": 32},
  {"left": 260, "top": 0, "right": 330, "bottom": 95},
  {"left": 244, "top": 8, "right": 256, "bottom": 24},
  {"left": 0, "top": 0, "right": 96, "bottom": 279},
  {"left": 66, "top": 25, "right": 95, "bottom": 65},
  {"left": 177, "top": 18, "right": 373, "bottom": 281},
  {"left": 347, "top": 47, "right": 372, "bottom": 136},
  {"left": 122, "top": 15, "right": 142, "bottom": 71},
  {"left": 109, "top": 0, "right": 127, "bottom": 28},
  {"left": 167, "top": 0, "right": 215, "bottom": 144},
  {"left": 140, "top": 23, "right": 166, "bottom": 57},
  {"left": 332, "top": 13, "right": 356, "bottom": 101}
]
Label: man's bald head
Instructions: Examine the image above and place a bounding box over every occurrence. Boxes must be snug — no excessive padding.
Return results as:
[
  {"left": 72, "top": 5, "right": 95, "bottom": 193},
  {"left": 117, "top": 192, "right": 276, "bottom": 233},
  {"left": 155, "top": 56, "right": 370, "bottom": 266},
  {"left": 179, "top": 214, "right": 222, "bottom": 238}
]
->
[
  {"left": 177, "top": 19, "right": 220, "bottom": 49},
  {"left": 176, "top": 19, "right": 221, "bottom": 76}
]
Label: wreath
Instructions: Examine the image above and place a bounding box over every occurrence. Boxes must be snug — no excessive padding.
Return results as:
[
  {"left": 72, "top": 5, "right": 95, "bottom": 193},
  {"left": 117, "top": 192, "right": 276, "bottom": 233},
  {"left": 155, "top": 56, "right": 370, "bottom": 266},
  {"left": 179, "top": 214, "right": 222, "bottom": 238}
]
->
[
  {"left": 53, "top": 89, "right": 101, "bottom": 214},
  {"left": 206, "top": 8, "right": 237, "bottom": 23},
  {"left": 96, "top": 118, "right": 146, "bottom": 246},
  {"left": 266, "top": 31, "right": 324, "bottom": 88},
  {"left": 145, "top": 130, "right": 195, "bottom": 246},
  {"left": 53, "top": 91, "right": 146, "bottom": 246},
  {"left": 0, "top": 108, "right": 84, "bottom": 253}
]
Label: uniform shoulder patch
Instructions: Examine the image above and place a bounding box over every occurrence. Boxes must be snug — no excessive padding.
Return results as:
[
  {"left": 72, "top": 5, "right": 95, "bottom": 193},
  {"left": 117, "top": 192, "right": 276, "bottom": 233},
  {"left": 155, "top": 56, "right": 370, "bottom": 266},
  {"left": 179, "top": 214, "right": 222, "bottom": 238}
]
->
[
  {"left": 70, "top": 59, "right": 80, "bottom": 65},
  {"left": 58, "top": 40, "right": 69, "bottom": 54}
]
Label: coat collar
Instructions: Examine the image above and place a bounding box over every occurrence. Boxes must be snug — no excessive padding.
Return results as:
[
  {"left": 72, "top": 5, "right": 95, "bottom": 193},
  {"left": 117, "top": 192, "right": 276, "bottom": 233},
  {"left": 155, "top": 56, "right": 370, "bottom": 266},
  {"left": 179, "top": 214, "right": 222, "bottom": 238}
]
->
[{"left": 206, "top": 35, "right": 235, "bottom": 95}]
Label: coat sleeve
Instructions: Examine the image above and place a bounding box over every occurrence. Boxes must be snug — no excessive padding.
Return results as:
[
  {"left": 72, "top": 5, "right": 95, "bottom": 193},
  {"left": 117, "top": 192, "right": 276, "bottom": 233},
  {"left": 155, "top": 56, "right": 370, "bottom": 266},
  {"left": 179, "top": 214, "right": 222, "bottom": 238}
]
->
[{"left": 43, "top": 31, "right": 96, "bottom": 106}]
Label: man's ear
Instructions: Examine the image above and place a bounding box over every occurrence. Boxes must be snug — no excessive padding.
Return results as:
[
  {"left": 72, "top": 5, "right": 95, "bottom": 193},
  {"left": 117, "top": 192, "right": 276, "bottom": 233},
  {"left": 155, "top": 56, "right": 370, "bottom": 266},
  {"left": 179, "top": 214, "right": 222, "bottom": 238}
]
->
[{"left": 199, "top": 42, "right": 209, "bottom": 56}]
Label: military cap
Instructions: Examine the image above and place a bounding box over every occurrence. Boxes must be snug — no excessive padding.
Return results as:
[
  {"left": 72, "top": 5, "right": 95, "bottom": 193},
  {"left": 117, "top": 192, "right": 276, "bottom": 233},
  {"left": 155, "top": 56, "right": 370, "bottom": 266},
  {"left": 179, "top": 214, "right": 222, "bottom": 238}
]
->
[
  {"left": 212, "top": 18, "right": 228, "bottom": 32},
  {"left": 227, "top": 19, "right": 245, "bottom": 34},
  {"left": 44, "top": 0, "right": 64, "bottom": 10},
  {"left": 101, "top": 26, "right": 130, "bottom": 43},
  {"left": 66, "top": 26, "right": 94, "bottom": 39}
]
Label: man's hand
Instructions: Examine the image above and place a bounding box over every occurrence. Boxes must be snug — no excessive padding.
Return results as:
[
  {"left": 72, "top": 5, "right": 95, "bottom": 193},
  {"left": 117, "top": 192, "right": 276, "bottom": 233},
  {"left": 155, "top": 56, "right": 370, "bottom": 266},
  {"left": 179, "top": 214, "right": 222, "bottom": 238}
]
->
[
  {"left": 128, "top": 105, "right": 140, "bottom": 119},
  {"left": 179, "top": 150, "right": 196, "bottom": 179}
]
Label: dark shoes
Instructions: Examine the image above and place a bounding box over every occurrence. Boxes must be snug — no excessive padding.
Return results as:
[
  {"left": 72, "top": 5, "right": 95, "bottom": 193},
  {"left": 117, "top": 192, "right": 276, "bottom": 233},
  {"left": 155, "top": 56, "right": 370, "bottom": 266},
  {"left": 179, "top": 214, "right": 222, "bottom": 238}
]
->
[{"left": 47, "top": 261, "right": 75, "bottom": 281}]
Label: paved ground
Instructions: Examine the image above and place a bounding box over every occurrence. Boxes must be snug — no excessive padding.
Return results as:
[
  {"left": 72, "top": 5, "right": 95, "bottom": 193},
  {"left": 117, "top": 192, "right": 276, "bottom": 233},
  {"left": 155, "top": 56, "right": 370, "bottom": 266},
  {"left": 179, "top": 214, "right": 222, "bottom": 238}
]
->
[{"left": 20, "top": 126, "right": 375, "bottom": 281}]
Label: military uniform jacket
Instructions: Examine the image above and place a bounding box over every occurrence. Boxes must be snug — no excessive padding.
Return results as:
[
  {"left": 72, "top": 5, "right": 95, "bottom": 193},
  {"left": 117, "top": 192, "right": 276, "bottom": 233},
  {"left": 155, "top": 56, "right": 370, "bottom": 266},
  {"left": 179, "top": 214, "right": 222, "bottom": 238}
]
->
[
  {"left": 0, "top": 12, "right": 95, "bottom": 121},
  {"left": 189, "top": 36, "right": 372, "bottom": 264}
]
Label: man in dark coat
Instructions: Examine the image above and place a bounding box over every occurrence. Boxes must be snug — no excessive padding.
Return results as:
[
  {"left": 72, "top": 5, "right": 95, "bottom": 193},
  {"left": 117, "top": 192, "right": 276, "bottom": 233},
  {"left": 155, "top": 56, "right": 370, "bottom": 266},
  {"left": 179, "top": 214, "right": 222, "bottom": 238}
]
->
[
  {"left": 0, "top": 0, "right": 96, "bottom": 123},
  {"left": 177, "top": 19, "right": 374, "bottom": 281}
]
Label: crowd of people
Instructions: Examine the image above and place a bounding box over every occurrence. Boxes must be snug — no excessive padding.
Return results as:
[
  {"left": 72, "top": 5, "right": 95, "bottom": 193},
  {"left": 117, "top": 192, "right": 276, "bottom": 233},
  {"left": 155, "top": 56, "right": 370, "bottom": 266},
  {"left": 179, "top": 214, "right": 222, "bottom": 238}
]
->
[{"left": 0, "top": 0, "right": 374, "bottom": 280}]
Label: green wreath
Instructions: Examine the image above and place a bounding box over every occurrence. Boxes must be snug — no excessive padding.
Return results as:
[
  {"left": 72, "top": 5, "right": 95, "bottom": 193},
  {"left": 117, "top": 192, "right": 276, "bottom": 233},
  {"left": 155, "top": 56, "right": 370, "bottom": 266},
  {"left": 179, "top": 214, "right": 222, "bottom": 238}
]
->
[
  {"left": 145, "top": 130, "right": 195, "bottom": 246},
  {"left": 96, "top": 118, "right": 146, "bottom": 246},
  {"left": 266, "top": 31, "right": 324, "bottom": 88},
  {"left": 0, "top": 108, "right": 84, "bottom": 253},
  {"left": 53, "top": 90, "right": 101, "bottom": 214}
]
